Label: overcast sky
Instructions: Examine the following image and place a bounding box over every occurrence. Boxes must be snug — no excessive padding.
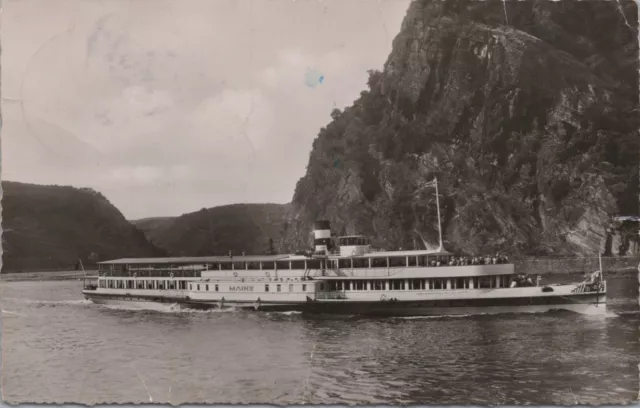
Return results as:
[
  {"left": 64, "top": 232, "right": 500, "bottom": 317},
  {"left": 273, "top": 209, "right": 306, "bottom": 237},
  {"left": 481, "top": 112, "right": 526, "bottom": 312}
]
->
[{"left": 2, "top": 0, "right": 409, "bottom": 219}]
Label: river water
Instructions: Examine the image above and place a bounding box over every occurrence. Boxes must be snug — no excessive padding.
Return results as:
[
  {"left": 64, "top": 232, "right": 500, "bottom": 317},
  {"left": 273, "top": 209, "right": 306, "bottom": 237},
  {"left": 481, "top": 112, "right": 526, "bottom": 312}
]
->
[{"left": 1, "top": 280, "right": 638, "bottom": 405}]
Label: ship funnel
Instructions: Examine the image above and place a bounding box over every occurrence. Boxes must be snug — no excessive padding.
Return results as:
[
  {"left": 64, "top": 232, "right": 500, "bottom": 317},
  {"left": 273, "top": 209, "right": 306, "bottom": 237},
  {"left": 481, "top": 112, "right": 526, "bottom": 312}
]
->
[{"left": 313, "top": 220, "right": 332, "bottom": 254}]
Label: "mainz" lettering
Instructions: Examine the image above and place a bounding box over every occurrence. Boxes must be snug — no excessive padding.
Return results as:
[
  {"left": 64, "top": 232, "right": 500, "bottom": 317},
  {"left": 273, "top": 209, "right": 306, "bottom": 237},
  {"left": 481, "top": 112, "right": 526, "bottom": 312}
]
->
[{"left": 229, "top": 285, "right": 254, "bottom": 292}]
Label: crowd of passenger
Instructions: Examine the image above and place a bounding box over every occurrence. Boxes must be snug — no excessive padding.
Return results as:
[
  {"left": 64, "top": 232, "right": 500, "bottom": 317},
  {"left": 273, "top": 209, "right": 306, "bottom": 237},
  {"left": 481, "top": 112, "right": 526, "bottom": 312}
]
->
[
  {"left": 510, "top": 274, "right": 538, "bottom": 287},
  {"left": 429, "top": 253, "right": 509, "bottom": 267}
]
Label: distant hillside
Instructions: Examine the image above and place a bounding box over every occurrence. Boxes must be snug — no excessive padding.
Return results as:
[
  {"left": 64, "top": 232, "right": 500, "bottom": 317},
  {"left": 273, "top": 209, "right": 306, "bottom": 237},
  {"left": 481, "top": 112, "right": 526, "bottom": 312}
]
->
[
  {"left": 130, "top": 216, "right": 176, "bottom": 245},
  {"left": 131, "top": 203, "right": 292, "bottom": 256},
  {"left": 1, "top": 181, "right": 166, "bottom": 272}
]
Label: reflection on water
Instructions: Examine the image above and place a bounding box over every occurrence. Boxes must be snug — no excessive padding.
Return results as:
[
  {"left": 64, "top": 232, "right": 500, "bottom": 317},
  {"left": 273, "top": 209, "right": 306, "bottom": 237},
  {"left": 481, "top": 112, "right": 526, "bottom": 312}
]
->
[
  {"left": 295, "top": 313, "right": 639, "bottom": 405},
  {"left": 1, "top": 280, "right": 638, "bottom": 405}
]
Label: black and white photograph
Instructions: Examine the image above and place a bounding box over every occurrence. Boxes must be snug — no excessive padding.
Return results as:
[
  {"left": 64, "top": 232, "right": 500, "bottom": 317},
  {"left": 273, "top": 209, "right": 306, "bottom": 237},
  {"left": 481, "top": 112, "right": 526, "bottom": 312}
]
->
[{"left": 1, "top": 0, "right": 639, "bottom": 405}]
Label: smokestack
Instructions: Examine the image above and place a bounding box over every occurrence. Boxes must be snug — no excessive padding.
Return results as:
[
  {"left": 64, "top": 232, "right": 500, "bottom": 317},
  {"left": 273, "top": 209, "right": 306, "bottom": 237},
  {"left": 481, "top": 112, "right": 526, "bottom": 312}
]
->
[{"left": 313, "top": 220, "right": 332, "bottom": 254}]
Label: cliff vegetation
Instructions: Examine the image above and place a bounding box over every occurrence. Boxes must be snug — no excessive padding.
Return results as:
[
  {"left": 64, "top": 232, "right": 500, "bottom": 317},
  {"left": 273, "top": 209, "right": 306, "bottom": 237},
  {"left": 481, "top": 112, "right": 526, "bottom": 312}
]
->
[{"left": 285, "top": 0, "right": 639, "bottom": 256}]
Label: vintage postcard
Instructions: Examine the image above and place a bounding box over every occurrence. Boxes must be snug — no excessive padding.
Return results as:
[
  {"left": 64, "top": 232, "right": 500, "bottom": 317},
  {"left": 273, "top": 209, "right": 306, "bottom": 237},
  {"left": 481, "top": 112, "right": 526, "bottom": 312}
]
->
[{"left": 1, "top": 0, "right": 639, "bottom": 405}]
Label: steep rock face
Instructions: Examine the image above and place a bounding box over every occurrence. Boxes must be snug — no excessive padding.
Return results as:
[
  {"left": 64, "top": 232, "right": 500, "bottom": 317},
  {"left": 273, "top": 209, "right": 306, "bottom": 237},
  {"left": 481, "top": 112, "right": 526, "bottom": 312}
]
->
[
  {"left": 133, "top": 204, "right": 291, "bottom": 256},
  {"left": 1, "top": 181, "right": 165, "bottom": 272},
  {"left": 285, "top": 0, "right": 638, "bottom": 256}
]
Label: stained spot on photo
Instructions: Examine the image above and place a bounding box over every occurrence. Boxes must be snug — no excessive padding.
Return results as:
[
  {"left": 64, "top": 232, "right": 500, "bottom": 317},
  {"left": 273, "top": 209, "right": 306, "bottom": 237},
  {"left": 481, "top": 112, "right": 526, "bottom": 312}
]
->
[{"left": 305, "top": 68, "right": 324, "bottom": 88}]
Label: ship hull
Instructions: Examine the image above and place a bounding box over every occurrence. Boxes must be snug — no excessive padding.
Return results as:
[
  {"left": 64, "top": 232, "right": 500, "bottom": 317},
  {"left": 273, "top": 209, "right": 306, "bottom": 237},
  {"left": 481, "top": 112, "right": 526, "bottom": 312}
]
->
[
  {"left": 82, "top": 289, "right": 606, "bottom": 316},
  {"left": 299, "top": 294, "right": 607, "bottom": 317},
  {"left": 82, "top": 291, "right": 189, "bottom": 310},
  {"left": 179, "top": 291, "right": 607, "bottom": 316},
  {"left": 89, "top": 297, "right": 178, "bottom": 311}
]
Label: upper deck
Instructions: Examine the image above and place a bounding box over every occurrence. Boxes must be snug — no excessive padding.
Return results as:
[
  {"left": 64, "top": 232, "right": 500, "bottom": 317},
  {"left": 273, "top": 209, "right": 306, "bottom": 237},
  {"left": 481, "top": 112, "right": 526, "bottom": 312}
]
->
[
  {"left": 98, "top": 254, "right": 303, "bottom": 277},
  {"left": 98, "top": 254, "right": 291, "bottom": 265},
  {"left": 97, "top": 251, "right": 512, "bottom": 279}
]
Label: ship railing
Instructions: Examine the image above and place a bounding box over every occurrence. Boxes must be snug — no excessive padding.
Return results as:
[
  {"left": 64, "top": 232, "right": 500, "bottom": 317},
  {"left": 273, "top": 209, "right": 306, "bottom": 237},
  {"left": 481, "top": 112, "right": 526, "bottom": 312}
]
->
[
  {"left": 328, "top": 268, "right": 349, "bottom": 277},
  {"left": 82, "top": 275, "right": 99, "bottom": 290},
  {"left": 316, "top": 291, "right": 348, "bottom": 300},
  {"left": 327, "top": 249, "right": 386, "bottom": 255},
  {"left": 100, "top": 270, "right": 202, "bottom": 278},
  {"left": 571, "top": 281, "right": 606, "bottom": 294}
]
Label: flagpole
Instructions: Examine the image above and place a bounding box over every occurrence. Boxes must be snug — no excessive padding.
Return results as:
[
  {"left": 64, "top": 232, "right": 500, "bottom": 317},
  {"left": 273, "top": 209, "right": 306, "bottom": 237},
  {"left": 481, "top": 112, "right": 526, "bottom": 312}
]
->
[
  {"left": 598, "top": 252, "right": 603, "bottom": 276},
  {"left": 596, "top": 252, "right": 604, "bottom": 306},
  {"left": 434, "top": 177, "right": 443, "bottom": 252},
  {"left": 598, "top": 252, "right": 604, "bottom": 287},
  {"left": 79, "top": 258, "right": 86, "bottom": 287}
]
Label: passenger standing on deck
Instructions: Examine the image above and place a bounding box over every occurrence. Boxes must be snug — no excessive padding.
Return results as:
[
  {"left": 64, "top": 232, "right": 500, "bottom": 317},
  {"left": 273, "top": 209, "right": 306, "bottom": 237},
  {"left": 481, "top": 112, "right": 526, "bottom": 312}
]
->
[{"left": 584, "top": 269, "right": 600, "bottom": 290}]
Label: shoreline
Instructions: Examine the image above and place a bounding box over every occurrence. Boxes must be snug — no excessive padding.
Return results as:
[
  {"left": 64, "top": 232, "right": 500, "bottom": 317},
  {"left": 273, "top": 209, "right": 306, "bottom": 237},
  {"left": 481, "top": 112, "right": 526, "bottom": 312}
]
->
[{"left": 0, "top": 270, "right": 99, "bottom": 282}]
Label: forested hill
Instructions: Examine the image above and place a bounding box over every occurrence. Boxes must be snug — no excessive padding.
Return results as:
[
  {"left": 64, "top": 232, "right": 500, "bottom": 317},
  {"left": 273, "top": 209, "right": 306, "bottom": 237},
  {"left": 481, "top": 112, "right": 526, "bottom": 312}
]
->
[
  {"left": 1, "top": 181, "right": 165, "bottom": 272},
  {"left": 131, "top": 203, "right": 291, "bottom": 257},
  {"left": 283, "top": 0, "right": 639, "bottom": 256},
  {"left": 130, "top": 216, "right": 176, "bottom": 245}
]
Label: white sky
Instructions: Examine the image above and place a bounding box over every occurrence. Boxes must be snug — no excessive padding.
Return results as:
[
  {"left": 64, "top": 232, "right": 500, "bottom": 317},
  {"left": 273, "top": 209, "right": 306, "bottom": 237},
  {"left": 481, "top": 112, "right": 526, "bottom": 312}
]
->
[{"left": 1, "top": 0, "right": 410, "bottom": 219}]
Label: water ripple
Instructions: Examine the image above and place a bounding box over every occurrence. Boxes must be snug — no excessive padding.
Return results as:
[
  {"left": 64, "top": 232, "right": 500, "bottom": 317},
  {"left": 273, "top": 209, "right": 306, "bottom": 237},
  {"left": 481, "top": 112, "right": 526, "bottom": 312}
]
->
[{"left": 1, "top": 280, "right": 638, "bottom": 405}]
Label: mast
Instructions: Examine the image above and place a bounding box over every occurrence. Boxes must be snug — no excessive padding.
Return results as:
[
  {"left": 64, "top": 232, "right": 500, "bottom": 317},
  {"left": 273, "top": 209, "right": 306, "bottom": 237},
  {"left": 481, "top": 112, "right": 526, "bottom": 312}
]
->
[
  {"left": 434, "top": 177, "right": 443, "bottom": 252},
  {"left": 598, "top": 252, "right": 602, "bottom": 273},
  {"left": 416, "top": 177, "right": 444, "bottom": 251},
  {"left": 598, "top": 252, "right": 604, "bottom": 283},
  {"left": 596, "top": 252, "right": 605, "bottom": 306},
  {"left": 79, "top": 257, "right": 86, "bottom": 288}
]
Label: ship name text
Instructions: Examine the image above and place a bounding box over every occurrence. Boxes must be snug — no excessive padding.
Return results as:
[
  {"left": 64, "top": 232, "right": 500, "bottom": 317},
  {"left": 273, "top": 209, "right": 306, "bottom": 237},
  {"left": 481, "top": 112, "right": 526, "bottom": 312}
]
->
[{"left": 229, "top": 285, "right": 254, "bottom": 292}]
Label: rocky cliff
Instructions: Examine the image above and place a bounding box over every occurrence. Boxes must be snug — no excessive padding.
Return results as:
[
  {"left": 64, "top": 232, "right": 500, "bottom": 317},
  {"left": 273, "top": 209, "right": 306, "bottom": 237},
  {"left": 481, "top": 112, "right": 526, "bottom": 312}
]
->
[
  {"left": 1, "top": 181, "right": 166, "bottom": 272},
  {"left": 132, "top": 203, "right": 291, "bottom": 257},
  {"left": 285, "top": 0, "right": 639, "bottom": 256}
]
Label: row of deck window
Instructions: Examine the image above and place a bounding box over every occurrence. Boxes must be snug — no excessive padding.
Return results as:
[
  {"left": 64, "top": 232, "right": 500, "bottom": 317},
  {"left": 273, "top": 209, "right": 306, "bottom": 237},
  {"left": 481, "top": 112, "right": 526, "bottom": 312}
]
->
[
  {"left": 323, "top": 276, "right": 512, "bottom": 291},
  {"left": 338, "top": 237, "right": 370, "bottom": 246},
  {"left": 98, "top": 279, "right": 311, "bottom": 293},
  {"left": 99, "top": 275, "right": 512, "bottom": 292},
  {"left": 189, "top": 283, "right": 309, "bottom": 292},
  {"left": 187, "top": 276, "right": 512, "bottom": 292},
  {"left": 99, "top": 280, "right": 189, "bottom": 290},
  {"left": 101, "top": 255, "right": 507, "bottom": 276}
]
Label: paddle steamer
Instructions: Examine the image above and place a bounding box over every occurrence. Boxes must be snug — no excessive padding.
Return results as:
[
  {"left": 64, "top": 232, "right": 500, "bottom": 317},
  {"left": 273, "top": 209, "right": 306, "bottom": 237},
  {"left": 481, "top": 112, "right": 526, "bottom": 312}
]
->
[{"left": 82, "top": 179, "right": 607, "bottom": 316}]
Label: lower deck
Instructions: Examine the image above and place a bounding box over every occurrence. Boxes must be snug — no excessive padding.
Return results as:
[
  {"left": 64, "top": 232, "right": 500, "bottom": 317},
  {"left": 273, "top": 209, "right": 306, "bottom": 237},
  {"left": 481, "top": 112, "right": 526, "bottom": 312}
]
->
[
  {"left": 84, "top": 279, "right": 605, "bottom": 304},
  {"left": 82, "top": 287, "right": 607, "bottom": 317},
  {"left": 92, "top": 273, "right": 528, "bottom": 295}
]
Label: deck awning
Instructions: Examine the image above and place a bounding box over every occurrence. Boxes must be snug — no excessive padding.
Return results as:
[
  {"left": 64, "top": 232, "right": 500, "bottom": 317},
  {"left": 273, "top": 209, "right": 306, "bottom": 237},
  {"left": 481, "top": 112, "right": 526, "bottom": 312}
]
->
[
  {"left": 98, "top": 254, "right": 293, "bottom": 265},
  {"left": 358, "top": 250, "right": 452, "bottom": 258}
]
